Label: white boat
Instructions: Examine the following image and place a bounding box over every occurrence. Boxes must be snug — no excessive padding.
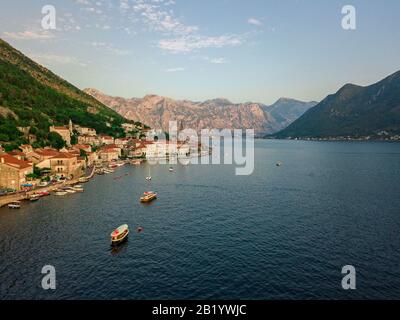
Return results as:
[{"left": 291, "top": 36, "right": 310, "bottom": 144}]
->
[
  {"left": 110, "top": 224, "right": 129, "bottom": 245},
  {"left": 8, "top": 201, "right": 21, "bottom": 209},
  {"left": 29, "top": 195, "right": 40, "bottom": 202},
  {"left": 169, "top": 167, "right": 174, "bottom": 172},
  {"left": 54, "top": 190, "right": 68, "bottom": 196},
  {"left": 65, "top": 188, "right": 76, "bottom": 194},
  {"left": 73, "top": 185, "right": 84, "bottom": 192}
]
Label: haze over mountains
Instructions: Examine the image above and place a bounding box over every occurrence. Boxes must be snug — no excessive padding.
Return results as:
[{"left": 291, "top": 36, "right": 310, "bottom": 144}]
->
[
  {"left": 85, "top": 88, "right": 317, "bottom": 134},
  {"left": 276, "top": 70, "right": 400, "bottom": 138}
]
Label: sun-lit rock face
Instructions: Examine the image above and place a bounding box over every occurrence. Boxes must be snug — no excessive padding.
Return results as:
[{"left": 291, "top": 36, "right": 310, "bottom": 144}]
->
[{"left": 85, "top": 88, "right": 315, "bottom": 134}]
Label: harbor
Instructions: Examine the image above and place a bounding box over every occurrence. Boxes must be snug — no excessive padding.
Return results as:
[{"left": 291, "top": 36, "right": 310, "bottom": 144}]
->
[{"left": 1, "top": 140, "right": 400, "bottom": 299}]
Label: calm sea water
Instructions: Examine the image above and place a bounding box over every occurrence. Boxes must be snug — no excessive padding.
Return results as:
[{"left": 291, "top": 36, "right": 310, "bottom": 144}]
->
[{"left": 1, "top": 140, "right": 400, "bottom": 300}]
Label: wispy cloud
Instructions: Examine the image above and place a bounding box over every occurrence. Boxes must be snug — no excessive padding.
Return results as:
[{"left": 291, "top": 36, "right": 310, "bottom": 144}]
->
[
  {"left": 3, "top": 30, "right": 55, "bottom": 40},
  {"left": 158, "top": 34, "right": 245, "bottom": 54},
  {"left": 209, "top": 57, "right": 229, "bottom": 64},
  {"left": 165, "top": 67, "right": 185, "bottom": 73},
  {"left": 248, "top": 18, "right": 262, "bottom": 27}
]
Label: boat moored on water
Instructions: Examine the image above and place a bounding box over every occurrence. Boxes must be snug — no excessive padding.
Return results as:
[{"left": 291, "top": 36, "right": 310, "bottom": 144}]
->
[
  {"left": 8, "top": 201, "right": 21, "bottom": 209},
  {"left": 110, "top": 224, "right": 129, "bottom": 245},
  {"left": 140, "top": 191, "right": 157, "bottom": 203},
  {"left": 29, "top": 195, "right": 40, "bottom": 202}
]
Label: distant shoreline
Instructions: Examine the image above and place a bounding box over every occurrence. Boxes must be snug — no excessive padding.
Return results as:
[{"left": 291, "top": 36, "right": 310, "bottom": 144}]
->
[{"left": 259, "top": 137, "right": 400, "bottom": 142}]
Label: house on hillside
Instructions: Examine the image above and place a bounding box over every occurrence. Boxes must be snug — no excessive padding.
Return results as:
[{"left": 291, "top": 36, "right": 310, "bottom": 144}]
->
[{"left": 50, "top": 126, "right": 71, "bottom": 146}]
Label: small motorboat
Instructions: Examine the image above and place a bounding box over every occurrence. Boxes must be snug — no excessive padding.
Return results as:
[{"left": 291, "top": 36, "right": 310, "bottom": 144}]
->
[
  {"left": 29, "top": 195, "right": 40, "bottom": 202},
  {"left": 137, "top": 227, "right": 143, "bottom": 233},
  {"left": 8, "top": 201, "right": 21, "bottom": 209},
  {"left": 140, "top": 191, "right": 157, "bottom": 203},
  {"left": 64, "top": 188, "right": 76, "bottom": 194},
  {"left": 54, "top": 190, "right": 68, "bottom": 196},
  {"left": 39, "top": 190, "right": 50, "bottom": 196},
  {"left": 169, "top": 167, "right": 174, "bottom": 172},
  {"left": 276, "top": 161, "right": 283, "bottom": 167},
  {"left": 78, "top": 177, "right": 89, "bottom": 183},
  {"left": 72, "top": 185, "right": 84, "bottom": 192},
  {"left": 110, "top": 224, "right": 129, "bottom": 245}
]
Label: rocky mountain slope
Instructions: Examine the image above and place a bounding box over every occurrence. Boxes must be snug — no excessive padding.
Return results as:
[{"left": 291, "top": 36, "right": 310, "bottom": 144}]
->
[
  {"left": 85, "top": 89, "right": 316, "bottom": 134},
  {"left": 275, "top": 70, "right": 400, "bottom": 138},
  {"left": 0, "top": 38, "right": 134, "bottom": 149}
]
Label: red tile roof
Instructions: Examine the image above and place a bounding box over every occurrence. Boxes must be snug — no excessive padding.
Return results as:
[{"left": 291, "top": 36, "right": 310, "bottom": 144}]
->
[
  {"left": 0, "top": 154, "right": 32, "bottom": 170},
  {"left": 50, "top": 152, "right": 77, "bottom": 159}
]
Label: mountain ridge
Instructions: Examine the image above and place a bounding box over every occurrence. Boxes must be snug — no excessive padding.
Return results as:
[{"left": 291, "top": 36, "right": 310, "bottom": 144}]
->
[
  {"left": 275, "top": 70, "right": 400, "bottom": 138},
  {"left": 85, "top": 88, "right": 316, "bottom": 134}
]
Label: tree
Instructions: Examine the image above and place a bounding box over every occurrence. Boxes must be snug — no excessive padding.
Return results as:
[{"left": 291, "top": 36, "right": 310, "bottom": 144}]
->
[{"left": 48, "top": 132, "right": 65, "bottom": 150}]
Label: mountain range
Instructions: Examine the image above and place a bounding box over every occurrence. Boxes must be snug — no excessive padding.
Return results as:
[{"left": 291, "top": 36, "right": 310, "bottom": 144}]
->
[
  {"left": 0, "top": 38, "right": 134, "bottom": 150},
  {"left": 84, "top": 88, "right": 317, "bottom": 134},
  {"left": 275, "top": 70, "right": 400, "bottom": 138}
]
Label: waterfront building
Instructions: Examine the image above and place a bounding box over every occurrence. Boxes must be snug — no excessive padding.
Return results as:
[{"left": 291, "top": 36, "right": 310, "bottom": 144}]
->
[
  {"left": 97, "top": 144, "right": 121, "bottom": 162},
  {"left": 36, "top": 152, "right": 82, "bottom": 179},
  {"left": 0, "top": 153, "right": 33, "bottom": 191}
]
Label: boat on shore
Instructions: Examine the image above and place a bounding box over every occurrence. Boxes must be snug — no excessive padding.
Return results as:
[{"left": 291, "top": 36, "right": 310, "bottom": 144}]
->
[
  {"left": 38, "top": 190, "right": 50, "bottom": 196},
  {"left": 72, "top": 185, "right": 84, "bottom": 192},
  {"left": 8, "top": 201, "right": 21, "bottom": 209},
  {"left": 140, "top": 191, "right": 157, "bottom": 203},
  {"left": 78, "top": 177, "right": 89, "bottom": 183},
  {"left": 54, "top": 189, "right": 68, "bottom": 196},
  {"left": 110, "top": 224, "right": 129, "bottom": 245},
  {"left": 64, "top": 187, "right": 76, "bottom": 194}
]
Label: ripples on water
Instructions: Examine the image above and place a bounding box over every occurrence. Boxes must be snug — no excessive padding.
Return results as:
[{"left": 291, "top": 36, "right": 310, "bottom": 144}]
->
[{"left": 1, "top": 140, "right": 400, "bottom": 299}]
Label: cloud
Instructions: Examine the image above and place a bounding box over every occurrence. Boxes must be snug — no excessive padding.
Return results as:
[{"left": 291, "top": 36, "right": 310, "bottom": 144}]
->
[
  {"left": 158, "top": 34, "right": 244, "bottom": 53},
  {"left": 209, "top": 57, "right": 229, "bottom": 64},
  {"left": 165, "top": 67, "right": 185, "bottom": 73},
  {"left": 3, "top": 30, "right": 55, "bottom": 40},
  {"left": 248, "top": 18, "right": 262, "bottom": 26}
]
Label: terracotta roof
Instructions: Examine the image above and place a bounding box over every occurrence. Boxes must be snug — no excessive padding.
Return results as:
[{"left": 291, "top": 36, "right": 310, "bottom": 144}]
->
[
  {"left": 73, "top": 144, "right": 91, "bottom": 150},
  {"left": 34, "top": 149, "right": 60, "bottom": 157},
  {"left": 101, "top": 144, "right": 120, "bottom": 150},
  {"left": 9, "top": 150, "right": 25, "bottom": 156},
  {"left": 99, "top": 149, "right": 119, "bottom": 154},
  {"left": 52, "top": 126, "right": 69, "bottom": 131},
  {"left": 50, "top": 152, "right": 77, "bottom": 159},
  {"left": 0, "top": 154, "right": 32, "bottom": 170}
]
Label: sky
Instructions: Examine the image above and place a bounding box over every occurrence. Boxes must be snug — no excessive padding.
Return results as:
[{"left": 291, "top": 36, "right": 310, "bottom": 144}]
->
[{"left": 0, "top": 0, "right": 399, "bottom": 104}]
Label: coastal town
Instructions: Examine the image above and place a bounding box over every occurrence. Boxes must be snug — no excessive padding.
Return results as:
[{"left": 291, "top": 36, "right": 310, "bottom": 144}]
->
[{"left": 0, "top": 120, "right": 200, "bottom": 208}]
